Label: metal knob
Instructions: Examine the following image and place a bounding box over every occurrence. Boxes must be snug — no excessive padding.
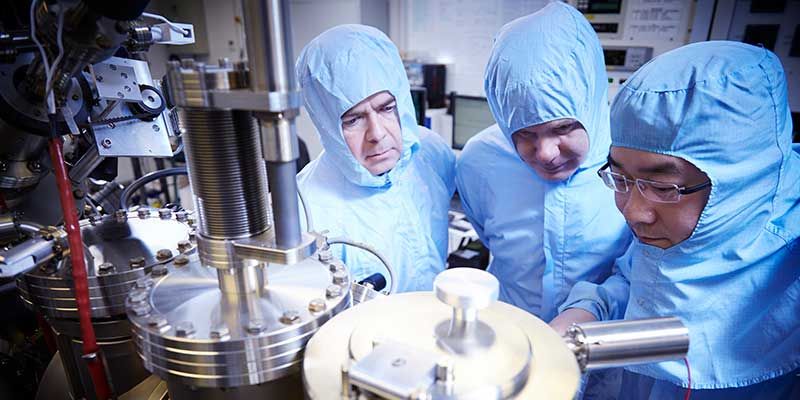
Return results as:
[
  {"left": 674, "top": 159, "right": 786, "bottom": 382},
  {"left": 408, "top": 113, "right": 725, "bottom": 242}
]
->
[
  {"left": 434, "top": 268, "right": 499, "bottom": 318},
  {"left": 433, "top": 268, "right": 499, "bottom": 354}
]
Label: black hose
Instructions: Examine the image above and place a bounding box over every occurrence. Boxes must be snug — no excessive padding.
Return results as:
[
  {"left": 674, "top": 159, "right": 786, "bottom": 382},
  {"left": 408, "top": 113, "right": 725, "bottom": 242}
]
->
[{"left": 120, "top": 167, "right": 187, "bottom": 209}]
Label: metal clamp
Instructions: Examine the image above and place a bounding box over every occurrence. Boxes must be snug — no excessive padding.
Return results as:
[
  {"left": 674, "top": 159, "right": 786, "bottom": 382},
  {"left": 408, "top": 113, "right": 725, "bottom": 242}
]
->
[{"left": 232, "top": 231, "right": 317, "bottom": 265}]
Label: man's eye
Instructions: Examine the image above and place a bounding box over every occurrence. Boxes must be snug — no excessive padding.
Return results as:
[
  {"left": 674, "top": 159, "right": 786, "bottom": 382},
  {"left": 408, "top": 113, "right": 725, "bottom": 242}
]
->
[
  {"left": 342, "top": 117, "right": 360, "bottom": 127},
  {"left": 382, "top": 104, "right": 396, "bottom": 113}
]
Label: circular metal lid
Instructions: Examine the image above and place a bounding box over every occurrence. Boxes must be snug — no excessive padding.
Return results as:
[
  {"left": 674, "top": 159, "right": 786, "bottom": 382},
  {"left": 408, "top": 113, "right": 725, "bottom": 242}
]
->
[
  {"left": 128, "top": 251, "right": 352, "bottom": 389},
  {"left": 17, "top": 209, "right": 193, "bottom": 319},
  {"left": 303, "top": 270, "right": 580, "bottom": 399}
]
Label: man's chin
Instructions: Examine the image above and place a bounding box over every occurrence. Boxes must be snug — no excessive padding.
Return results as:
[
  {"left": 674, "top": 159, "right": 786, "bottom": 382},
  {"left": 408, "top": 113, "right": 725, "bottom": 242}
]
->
[
  {"left": 365, "top": 158, "right": 399, "bottom": 176},
  {"left": 533, "top": 166, "right": 575, "bottom": 181}
]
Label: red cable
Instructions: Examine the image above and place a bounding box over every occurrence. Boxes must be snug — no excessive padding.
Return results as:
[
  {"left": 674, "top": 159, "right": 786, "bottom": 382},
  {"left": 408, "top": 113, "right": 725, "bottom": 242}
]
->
[
  {"left": 683, "top": 357, "right": 692, "bottom": 400},
  {"left": 48, "top": 137, "right": 112, "bottom": 400}
]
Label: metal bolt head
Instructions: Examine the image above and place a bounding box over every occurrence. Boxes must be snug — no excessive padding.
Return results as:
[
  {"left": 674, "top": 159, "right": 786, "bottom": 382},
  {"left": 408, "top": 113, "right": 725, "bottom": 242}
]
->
[
  {"left": 137, "top": 208, "right": 151, "bottom": 219},
  {"left": 332, "top": 270, "right": 348, "bottom": 285},
  {"left": 151, "top": 265, "right": 168, "bottom": 276},
  {"left": 97, "top": 262, "right": 115, "bottom": 275},
  {"left": 131, "top": 304, "right": 151, "bottom": 316},
  {"left": 308, "top": 298, "right": 326, "bottom": 313},
  {"left": 101, "top": 138, "right": 112, "bottom": 148},
  {"left": 155, "top": 249, "right": 172, "bottom": 261},
  {"left": 89, "top": 214, "right": 103, "bottom": 225},
  {"left": 326, "top": 284, "right": 342, "bottom": 299},
  {"left": 158, "top": 208, "right": 172, "bottom": 219},
  {"left": 318, "top": 249, "right": 333, "bottom": 263},
  {"left": 73, "top": 188, "right": 85, "bottom": 199},
  {"left": 147, "top": 315, "right": 168, "bottom": 328},
  {"left": 177, "top": 240, "right": 192, "bottom": 252},
  {"left": 435, "top": 359, "right": 455, "bottom": 382},
  {"left": 128, "top": 289, "right": 148, "bottom": 303},
  {"left": 134, "top": 277, "right": 153, "bottom": 289},
  {"left": 210, "top": 324, "right": 230, "bottom": 339},
  {"left": 175, "top": 211, "right": 188, "bottom": 222},
  {"left": 246, "top": 319, "right": 266, "bottom": 334},
  {"left": 129, "top": 256, "right": 146, "bottom": 268},
  {"left": 279, "top": 311, "right": 300, "bottom": 325},
  {"left": 173, "top": 255, "right": 189, "bottom": 266},
  {"left": 115, "top": 209, "right": 127, "bottom": 223},
  {"left": 152, "top": 124, "right": 160, "bottom": 132},
  {"left": 174, "top": 321, "right": 195, "bottom": 337}
]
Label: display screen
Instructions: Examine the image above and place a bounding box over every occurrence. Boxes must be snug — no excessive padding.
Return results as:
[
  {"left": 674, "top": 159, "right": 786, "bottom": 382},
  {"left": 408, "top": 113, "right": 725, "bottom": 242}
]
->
[
  {"left": 591, "top": 23, "right": 619, "bottom": 33},
  {"left": 790, "top": 25, "right": 800, "bottom": 57},
  {"left": 451, "top": 95, "right": 495, "bottom": 150},
  {"left": 743, "top": 24, "right": 780, "bottom": 51},
  {"left": 750, "top": 0, "right": 787, "bottom": 13},
  {"left": 603, "top": 49, "right": 627, "bottom": 66},
  {"left": 581, "top": 0, "right": 622, "bottom": 14}
]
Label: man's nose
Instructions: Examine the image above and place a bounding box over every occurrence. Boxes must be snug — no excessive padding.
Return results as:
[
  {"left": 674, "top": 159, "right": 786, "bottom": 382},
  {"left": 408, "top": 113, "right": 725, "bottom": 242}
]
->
[
  {"left": 533, "top": 136, "right": 559, "bottom": 165},
  {"left": 621, "top": 185, "right": 657, "bottom": 227},
  {"left": 364, "top": 112, "right": 387, "bottom": 143}
]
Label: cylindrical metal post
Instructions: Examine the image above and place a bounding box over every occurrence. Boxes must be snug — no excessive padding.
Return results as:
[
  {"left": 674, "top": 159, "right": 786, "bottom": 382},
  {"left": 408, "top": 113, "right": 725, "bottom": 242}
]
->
[
  {"left": 564, "top": 317, "right": 689, "bottom": 371},
  {"left": 267, "top": 160, "right": 301, "bottom": 248}
]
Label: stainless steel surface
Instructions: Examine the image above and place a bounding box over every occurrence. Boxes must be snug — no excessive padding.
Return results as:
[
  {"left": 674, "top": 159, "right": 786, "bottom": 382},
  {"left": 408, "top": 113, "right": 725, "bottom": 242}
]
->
[
  {"left": 128, "top": 251, "right": 352, "bottom": 389},
  {"left": 231, "top": 231, "right": 317, "bottom": 265},
  {"left": 265, "top": 160, "right": 302, "bottom": 247},
  {"left": 92, "top": 58, "right": 144, "bottom": 102},
  {"left": 565, "top": 317, "right": 689, "bottom": 371},
  {"left": 303, "top": 290, "right": 581, "bottom": 400},
  {"left": 0, "top": 234, "right": 56, "bottom": 277},
  {"left": 350, "top": 281, "right": 384, "bottom": 305},
  {"left": 178, "top": 108, "right": 271, "bottom": 240},
  {"left": 242, "top": 0, "right": 294, "bottom": 94},
  {"left": 166, "top": 61, "right": 249, "bottom": 108},
  {"left": 50, "top": 318, "right": 150, "bottom": 400},
  {"left": 17, "top": 209, "right": 193, "bottom": 319},
  {"left": 261, "top": 116, "right": 300, "bottom": 162},
  {"left": 68, "top": 145, "right": 104, "bottom": 184},
  {"left": 35, "top": 352, "right": 169, "bottom": 400},
  {"left": 91, "top": 58, "right": 173, "bottom": 158}
]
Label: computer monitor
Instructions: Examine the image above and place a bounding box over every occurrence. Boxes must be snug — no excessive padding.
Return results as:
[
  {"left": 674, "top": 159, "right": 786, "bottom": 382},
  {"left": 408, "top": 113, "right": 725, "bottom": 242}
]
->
[{"left": 451, "top": 94, "right": 495, "bottom": 150}]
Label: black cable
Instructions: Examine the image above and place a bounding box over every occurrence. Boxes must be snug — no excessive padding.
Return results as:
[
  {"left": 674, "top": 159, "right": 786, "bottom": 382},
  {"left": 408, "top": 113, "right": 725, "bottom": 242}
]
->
[{"left": 120, "top": 167, "right": 187, "bottom": 209}]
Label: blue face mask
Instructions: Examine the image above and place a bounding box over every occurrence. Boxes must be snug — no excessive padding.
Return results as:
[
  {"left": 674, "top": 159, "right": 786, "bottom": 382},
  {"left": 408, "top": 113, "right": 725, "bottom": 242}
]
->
[
  {"left": 611, "top": 41, "right": 800, "bottom": 388},
  {"left": 295, "top": 24, "right": 420, "bottom": 188}
]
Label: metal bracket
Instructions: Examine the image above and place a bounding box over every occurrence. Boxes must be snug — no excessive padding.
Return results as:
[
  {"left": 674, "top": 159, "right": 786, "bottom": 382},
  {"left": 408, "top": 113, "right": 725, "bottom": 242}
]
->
[{"left": 232, "top": 232, "right": 317, "bottom": 265}]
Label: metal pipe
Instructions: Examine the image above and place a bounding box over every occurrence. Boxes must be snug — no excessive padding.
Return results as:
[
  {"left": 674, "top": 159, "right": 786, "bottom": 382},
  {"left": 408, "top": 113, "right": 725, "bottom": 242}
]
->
[
  {"left": 267, "top": 161, "right": 301, "bottom": 248},
  {"left": 242, "top": 0, "right": 295, "bottom": 93},
  {"left": 68, "top": 145, "right": 104, "bottom": 184},
  {"left": 564, "top": 317, "right": 689, "bottom": 371}
]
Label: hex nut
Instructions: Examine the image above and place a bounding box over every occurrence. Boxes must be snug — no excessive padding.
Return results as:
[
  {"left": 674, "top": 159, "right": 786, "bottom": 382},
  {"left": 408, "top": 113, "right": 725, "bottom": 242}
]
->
[
  {"left": 151, "top": 265, "right": 168, "bottom": 276},
  {"left": 280, "top": 311, "right": 301, "bottom": 325},
  {"left": 308, "top": 298, "right": 327, "bottom": 313},
  {"left": 97, "top": 262, "right": 115, "bottom": 274},
  {"left": 147, "top": 315, "right": 168, "bottom": 328},
  {"left": 131, "top": 304, "right": 151, "bottom": 317},
  {"left": 246, "top": 319, "right": 266, "bottom": 334},
  {"left": 156, "top": 249, "right": 173, "bottom": 261},
  {"left": 158, "top": 208, "right": 172, "bottom": 219},
  {"left": 138, "top": 209, "right": 151, "bottom": 219},
  {"left": 177, "top": 240, "right": 192, "bottom": 253},
  {"left": 326, "top": 285, "right": 342, "bottom": 299},
  {"left": 173, "top": 256, "right": 189, "bottom": 266},
  {"left": 128, "top": 290, "right": 148, "bottom": 303},
  {"left": 332, "top": 270, "right": 348, "bottom": 285},
  {"left": 115, "top": 209, "right": 127, "bottom": 222},
  {"left": 129, "top": 256, "right": 146, "bottom": 268},
  {"left": 175, "top": 211, "right": 188, "bottom": 222},
  {"left": 175, "top": 321, "right": 195, "bottom": 337},
  {"left": 134, "top": 277, "right": 153, "bottom": 289},
  {"left": 210, "top": 325, "right": 230, "bottom": 339}
]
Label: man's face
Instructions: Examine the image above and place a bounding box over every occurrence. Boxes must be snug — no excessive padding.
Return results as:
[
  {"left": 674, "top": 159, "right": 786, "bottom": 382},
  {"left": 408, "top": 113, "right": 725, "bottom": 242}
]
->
[
  {"left": 609, "top": 146, "right": 711, "bottom": 249},
  {"left": 511, "top": 118, "right": 590, "bottom": 181},
  {"left": 340, "top": 91, "right": 403, "bottom": 175}
]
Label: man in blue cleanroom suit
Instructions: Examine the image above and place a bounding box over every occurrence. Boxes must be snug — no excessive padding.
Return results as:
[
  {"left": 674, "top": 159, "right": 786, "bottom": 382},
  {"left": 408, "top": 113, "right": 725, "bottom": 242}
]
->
[
  {"left": 456, "top": 2, "right": 631, "bottom": 321},
  {"left": 295, "top": 25, "right": 455, "bottom": 293},
  {"left": 552, "top": 41, "right": 800, "bottom": 398}
]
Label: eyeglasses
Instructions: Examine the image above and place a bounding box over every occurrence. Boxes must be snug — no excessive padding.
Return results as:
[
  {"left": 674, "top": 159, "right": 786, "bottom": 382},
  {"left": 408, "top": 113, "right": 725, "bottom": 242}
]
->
[{"left": 597, "top": 162, "right": 711, "bottom": 203}]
